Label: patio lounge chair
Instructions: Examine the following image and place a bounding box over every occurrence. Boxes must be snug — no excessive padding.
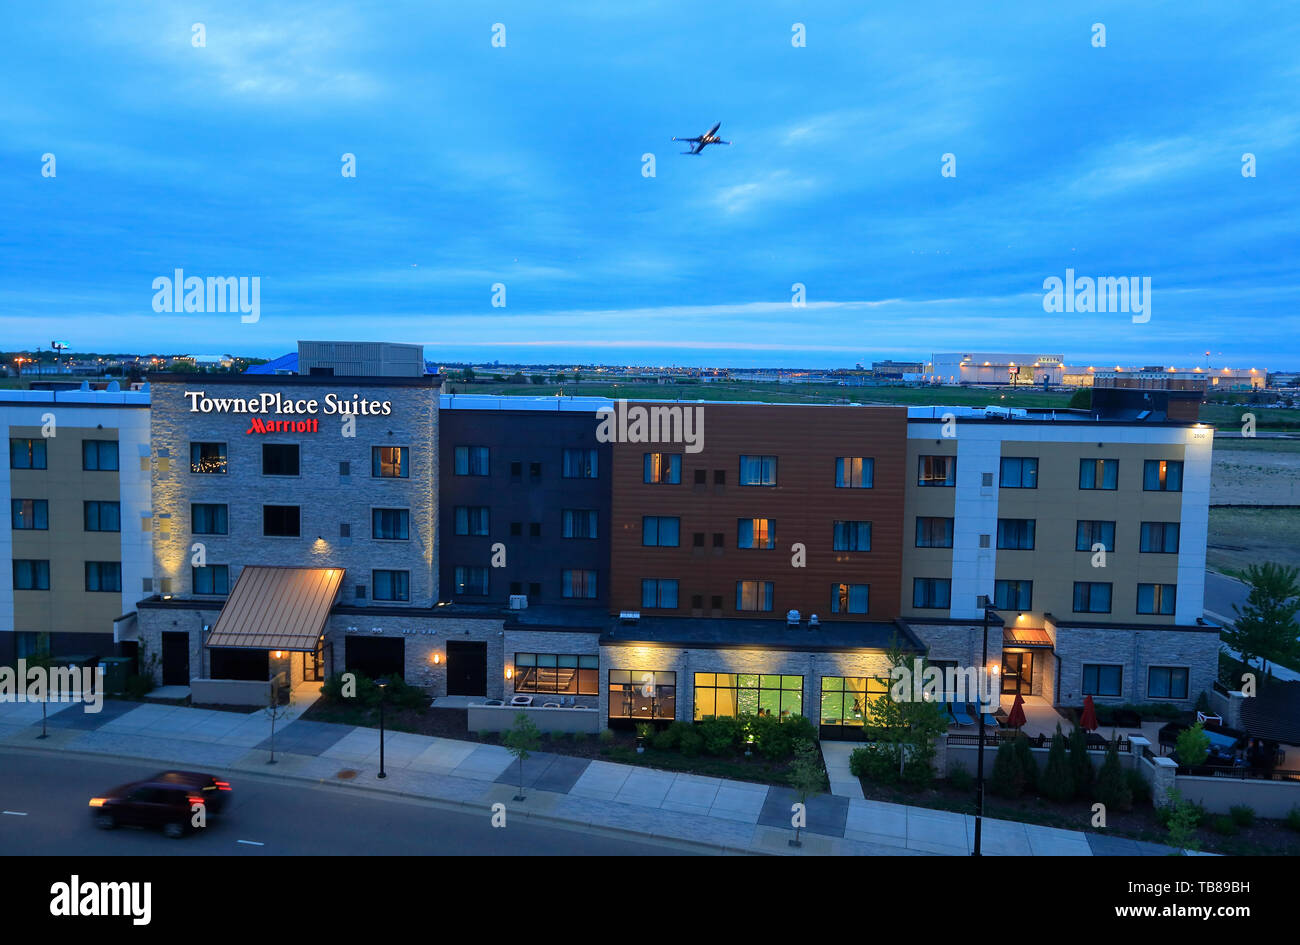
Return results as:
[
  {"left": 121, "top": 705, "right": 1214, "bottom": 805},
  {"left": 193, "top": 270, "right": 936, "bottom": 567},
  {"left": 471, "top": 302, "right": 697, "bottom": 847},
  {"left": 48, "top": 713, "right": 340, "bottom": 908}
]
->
[
  {"left": 971, "top": 703, "right": 998, "bottom": 728},
  {"left": 949, "top": 700, "right": 975, "bottom": 726}
]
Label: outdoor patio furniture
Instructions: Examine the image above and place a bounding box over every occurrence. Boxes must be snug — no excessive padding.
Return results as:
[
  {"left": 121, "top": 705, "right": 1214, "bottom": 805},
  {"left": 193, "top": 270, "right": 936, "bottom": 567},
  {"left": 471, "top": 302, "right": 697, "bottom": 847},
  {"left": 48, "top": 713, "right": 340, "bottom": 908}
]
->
[
  {"left": 542, "top": 702, "right": 561, "bottom": 708},
  {"left": 971, "top": 703, "right": 998, "bottom": 728},
  {"left": 950, "top": 700, "right": 975, "bottom": 726}
]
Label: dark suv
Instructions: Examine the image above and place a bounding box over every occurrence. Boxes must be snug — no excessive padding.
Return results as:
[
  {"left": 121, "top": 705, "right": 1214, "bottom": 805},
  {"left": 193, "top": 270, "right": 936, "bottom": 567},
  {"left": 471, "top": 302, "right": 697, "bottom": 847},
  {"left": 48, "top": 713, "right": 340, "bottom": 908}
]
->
[{"left": 89, "top": 771, "right": 232, "bottom": 838}]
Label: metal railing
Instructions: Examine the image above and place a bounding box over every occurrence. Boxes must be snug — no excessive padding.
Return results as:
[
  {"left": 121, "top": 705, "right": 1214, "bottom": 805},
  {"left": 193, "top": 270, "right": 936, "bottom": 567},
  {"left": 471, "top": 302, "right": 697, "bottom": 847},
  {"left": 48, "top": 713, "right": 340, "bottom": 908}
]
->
[
  {"left": 946, "top": 732, "right": 1130, "bottom": 752},
  {"left": 1176, "top": 765, "right": 1300, "bottom": 782}
]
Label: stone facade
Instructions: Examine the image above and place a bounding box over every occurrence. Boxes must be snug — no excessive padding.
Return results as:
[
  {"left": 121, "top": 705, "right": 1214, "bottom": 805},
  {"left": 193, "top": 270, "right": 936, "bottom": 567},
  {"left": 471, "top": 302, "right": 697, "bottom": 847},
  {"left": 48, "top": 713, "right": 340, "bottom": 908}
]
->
[
  {"left": 1053, "top": 624, "right": 1219, "bottom": 707},
  {"left": 136, "top": 603, "right": 220, "bottom": 684},
  {"left": 326, "top": 613, "right": 505, "bottom": 698},
  {"left": 148, "top": 375, "right": 439, "bottom": 605}
]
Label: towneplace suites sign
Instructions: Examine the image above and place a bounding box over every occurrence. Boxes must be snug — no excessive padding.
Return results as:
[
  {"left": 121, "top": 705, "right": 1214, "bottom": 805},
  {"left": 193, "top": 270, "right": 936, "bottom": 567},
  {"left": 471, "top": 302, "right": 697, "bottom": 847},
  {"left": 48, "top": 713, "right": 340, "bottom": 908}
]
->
[{"left": 184, "top": 390, "right": 394, "bottom": 434}]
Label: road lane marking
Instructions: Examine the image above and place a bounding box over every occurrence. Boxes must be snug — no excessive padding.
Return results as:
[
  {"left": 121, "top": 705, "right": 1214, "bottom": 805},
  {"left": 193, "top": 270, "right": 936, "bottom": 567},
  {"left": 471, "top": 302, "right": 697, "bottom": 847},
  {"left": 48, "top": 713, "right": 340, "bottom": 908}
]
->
[
  {"left": 236, "top": 839, "right": 264, "bottom": 846},
  {"left": 2, "top": 811, "right": 28, "bottom": 816}
]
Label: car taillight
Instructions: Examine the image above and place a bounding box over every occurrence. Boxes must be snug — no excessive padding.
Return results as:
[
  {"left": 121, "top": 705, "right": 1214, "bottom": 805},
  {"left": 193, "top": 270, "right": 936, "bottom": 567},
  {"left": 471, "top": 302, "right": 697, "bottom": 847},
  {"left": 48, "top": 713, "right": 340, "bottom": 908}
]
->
[
  {"left": 214, "top": 780, "right": 231, "bottom": 791},
  {"left": 187, "top": 795, "right": 204, "bottom": 806},
  {"left": 88, "top": 798, "right": 106, "bottom": 807}
]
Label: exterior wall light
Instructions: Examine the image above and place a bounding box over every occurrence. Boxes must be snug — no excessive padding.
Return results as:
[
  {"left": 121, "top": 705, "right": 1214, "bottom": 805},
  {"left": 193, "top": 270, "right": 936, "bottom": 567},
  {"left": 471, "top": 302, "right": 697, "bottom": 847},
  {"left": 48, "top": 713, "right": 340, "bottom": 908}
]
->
[
  {"left": 505, "top": 667, "right": 513, "bottom": 680},
  {"left": 432, "top": 653, "right": 441, "bottom": 664}
]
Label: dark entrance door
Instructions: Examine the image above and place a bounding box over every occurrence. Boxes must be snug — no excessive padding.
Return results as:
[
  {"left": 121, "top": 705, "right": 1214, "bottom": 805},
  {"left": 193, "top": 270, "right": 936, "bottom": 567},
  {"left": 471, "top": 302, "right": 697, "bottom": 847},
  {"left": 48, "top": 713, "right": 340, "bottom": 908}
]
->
[
  {"left": 345, "top": 636, "right": 405, "bottom": 681},
  {"left": 446, "top": 641, "right": 487, "bottom": 696},
  {"left": 1002, "top": 651, "right": 1033, "bottom": 695},
  {"left": 161, "top": 632, "right": 190, "bottom": 686}
]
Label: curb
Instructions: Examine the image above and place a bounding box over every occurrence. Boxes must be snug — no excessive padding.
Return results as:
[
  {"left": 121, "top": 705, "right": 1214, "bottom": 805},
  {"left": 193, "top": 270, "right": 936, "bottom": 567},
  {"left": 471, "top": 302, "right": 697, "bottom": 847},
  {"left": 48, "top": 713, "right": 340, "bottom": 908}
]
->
[{"left": 0, "top": 740, "right": 768, "bottom": 856}]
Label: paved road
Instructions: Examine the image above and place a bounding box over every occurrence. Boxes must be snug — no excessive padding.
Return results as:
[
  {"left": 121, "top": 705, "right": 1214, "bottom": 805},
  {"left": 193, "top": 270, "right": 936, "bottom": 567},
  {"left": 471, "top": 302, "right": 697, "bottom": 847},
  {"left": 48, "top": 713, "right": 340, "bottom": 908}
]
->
[
  {"left": 1204, "top": 570, "right": 1248, "bottom": 624},
  {"left": 0, "top": 749, "right": 695, "bottom": 856}
]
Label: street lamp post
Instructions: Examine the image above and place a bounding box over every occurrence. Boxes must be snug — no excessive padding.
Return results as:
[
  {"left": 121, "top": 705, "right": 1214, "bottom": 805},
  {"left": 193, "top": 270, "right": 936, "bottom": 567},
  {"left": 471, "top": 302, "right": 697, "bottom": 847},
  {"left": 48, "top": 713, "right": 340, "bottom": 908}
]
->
[
  {"left": 973, "top": 601, "right": 998, "bottom": 857},
  {"left": 376, "top": 677, "right": 388, "bottom": 779}
]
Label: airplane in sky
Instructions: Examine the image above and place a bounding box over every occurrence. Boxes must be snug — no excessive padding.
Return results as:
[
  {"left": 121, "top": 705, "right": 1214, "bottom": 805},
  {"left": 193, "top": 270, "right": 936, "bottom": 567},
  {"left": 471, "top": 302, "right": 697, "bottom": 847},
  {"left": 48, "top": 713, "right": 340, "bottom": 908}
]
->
[{"left": 672, "top": 122, "right": 730, "bottom": 154}]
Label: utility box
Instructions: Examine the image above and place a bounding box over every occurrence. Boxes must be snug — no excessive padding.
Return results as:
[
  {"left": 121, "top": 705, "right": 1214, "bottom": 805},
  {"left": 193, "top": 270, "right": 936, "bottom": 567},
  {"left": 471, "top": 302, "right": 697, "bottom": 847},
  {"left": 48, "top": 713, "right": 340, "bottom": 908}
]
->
[{"left": 98, "top": 656, "right": 134, "bottom": 694}]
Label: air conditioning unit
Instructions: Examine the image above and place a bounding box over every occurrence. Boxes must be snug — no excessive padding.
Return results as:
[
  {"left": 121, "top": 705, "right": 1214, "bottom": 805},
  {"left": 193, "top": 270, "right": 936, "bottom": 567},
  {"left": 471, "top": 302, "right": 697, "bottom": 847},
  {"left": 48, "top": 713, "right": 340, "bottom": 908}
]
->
[
  {"left": 509, "top": 594, "right": 528, "bottom": 610},
  {"left": 619, "top": 610, "right": 640, "bottom": 624}
]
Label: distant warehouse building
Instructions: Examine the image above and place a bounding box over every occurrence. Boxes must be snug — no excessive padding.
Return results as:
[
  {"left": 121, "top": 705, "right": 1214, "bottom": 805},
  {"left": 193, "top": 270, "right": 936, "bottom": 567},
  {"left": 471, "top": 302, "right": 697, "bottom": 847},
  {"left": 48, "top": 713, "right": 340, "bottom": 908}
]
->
[
  {"left": 1093, "top": 367, "right": 1265, "bottom": 392},
  {"left": 929, "top": 353, "right": 1065, "bottom": 386}
]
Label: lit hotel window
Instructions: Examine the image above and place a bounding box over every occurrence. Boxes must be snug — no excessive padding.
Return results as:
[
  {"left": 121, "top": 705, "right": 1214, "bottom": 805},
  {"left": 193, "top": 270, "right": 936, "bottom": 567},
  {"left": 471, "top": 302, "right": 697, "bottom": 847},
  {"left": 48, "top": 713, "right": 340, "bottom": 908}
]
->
[
  {"left": 1143, "top": 460, "right": 1184, "bottom": 492},
  {"left": 1079, "top": 458, "right": 1118, "bottom": 490},
  {"left": 737, "top": 518, "right": 775, "bottom": 549},
  {"left": 736, "top": 580, "right": 773, "bottom": 612},
  {"left": 835, "top": 457, "right": 873, "bottom": 488},
  {"left": 190, "top": 442, "right": 227, "bottom": 474},
  {"left": 12, "top": 499, "right": 49, "bottom": 530},
  {"left": 917, "top": 455, "right": 956, "bottom": 487},
  {"left": 831, "top": 583, "right": 869, "bottom": 614},
  {"left": 643, "top": 452, "right": 681, "bottom": 484},
  {"left": 372, "top": 446, "right": 409, "bottom": 478},
  {"left": 1137, "top": 583, "right": 1176, "bottom": 615},
  {"left": 739, "top": 455, "right": 777, "bottom": 486},
  {"left": 454, "top": 566, "right": 488, "bottom": 596}
]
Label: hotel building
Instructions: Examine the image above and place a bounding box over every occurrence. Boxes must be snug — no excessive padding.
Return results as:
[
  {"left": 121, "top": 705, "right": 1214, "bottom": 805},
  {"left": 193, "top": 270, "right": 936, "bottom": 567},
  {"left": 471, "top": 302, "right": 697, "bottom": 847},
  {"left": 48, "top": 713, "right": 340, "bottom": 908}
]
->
[
  {"left": 112, "top": 346, "right": 1221, "bottom": 737},
  {"left": 0, "top": 385, "right": 151, "bottom": 666}
]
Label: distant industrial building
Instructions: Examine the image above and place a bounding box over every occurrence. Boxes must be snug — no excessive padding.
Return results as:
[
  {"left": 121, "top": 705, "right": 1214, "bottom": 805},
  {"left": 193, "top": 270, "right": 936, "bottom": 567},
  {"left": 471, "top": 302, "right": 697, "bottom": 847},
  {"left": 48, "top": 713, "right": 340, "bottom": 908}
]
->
[
  {"left": 1093, "top": 368, "right": 1265, "bottom": 392},
  {"left": 929, "top": 353, "right": 1065, "bottom": 386}
]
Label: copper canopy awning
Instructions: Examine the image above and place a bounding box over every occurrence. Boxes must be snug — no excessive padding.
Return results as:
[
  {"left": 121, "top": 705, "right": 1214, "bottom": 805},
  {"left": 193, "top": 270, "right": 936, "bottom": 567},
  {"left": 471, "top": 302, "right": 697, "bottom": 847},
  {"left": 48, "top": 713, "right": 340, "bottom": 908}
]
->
[
  {"left": 1003, "top": 626, "right": 1054, "bottom": 648},
  {"left": 205, "top": 566, "right": 344, "bottom": 651}
]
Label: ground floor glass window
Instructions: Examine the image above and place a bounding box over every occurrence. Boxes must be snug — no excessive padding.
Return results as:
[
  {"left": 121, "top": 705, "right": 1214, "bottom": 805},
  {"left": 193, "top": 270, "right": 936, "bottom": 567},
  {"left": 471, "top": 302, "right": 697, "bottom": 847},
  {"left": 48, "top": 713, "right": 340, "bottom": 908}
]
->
[
  {"left": 819, "top": 676, "right": 888, "bottom": 727},
  {"left": 693, "top": 673, "right": 803, "bottom": 721},
  {"left": 608, "top": 670, "right": 676, "bottom": 720}
]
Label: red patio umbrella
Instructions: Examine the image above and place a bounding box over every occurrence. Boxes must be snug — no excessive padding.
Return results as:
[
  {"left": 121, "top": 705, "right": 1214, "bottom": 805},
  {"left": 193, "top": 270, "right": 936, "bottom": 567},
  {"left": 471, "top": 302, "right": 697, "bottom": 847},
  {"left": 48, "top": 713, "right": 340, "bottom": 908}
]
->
[
  {"left": 1079, "top": 695, "right": 1099, "bottom": 732},
  {"left": 1006, "top": 693, "right": 1027, "bottom": 731}
]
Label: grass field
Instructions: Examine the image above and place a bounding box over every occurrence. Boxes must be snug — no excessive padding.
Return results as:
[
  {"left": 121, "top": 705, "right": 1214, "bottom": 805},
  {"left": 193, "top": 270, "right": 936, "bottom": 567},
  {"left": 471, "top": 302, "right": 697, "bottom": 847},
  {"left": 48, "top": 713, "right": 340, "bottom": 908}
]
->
[
  {"left": 1207, "top": 507, "right": 1300, "bottom": 573},
  {"left": 444, "top": 380, "right": 1076, "bottom": 408}
]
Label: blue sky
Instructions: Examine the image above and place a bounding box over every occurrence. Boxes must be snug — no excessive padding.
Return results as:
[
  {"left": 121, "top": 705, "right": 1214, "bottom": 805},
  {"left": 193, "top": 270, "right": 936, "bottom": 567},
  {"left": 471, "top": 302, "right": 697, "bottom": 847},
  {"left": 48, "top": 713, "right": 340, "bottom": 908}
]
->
[{"left": 2, "top": 1, "right": 1298, "bottom": 368}]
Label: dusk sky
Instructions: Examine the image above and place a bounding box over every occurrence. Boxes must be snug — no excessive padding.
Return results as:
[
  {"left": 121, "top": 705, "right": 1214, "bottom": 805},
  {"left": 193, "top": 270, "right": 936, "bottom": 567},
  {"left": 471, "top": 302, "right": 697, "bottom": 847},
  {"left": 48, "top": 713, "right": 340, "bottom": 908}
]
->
[{"left": 2, "top": 1, "right": 1297, "bottom": 368}]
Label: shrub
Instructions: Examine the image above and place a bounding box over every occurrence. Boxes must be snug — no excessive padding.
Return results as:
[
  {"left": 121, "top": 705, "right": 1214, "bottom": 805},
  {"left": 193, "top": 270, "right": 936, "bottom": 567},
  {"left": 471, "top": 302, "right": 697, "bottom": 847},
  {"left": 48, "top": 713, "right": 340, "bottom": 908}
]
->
[
  {"left": 1094, "top": 740, "right": 1133, "bottom": 812},
  {"left": 1229, "top": 804, "right": 1256, "bottom": 827},
  {"left": 1011, "top": 734, "right": 1039, "bottom": 793},
  {"left": 698, "top": 716, "right": 741, "bottom": 755},
  {"left": 1126, "top": 768, "right": 1152, "bottom": 805},
  {"left": 1286, "top": 806, "right": 1300, "bottom": 832},
  {"left": 1068, "top": 726, "right": 1094, "bottom": 800},
  {"left": 1040, "top": 726, "right": 1074, "bottom": 802},
  {"left": 598, "top": 728, "right": 615, "bottom": 744},
  {"left": 678, "top": 727, "right": 705, "bottom": 757},
  {"left": 989, "top": 741, "right": 1026, "bottom": 798},
  {"left": 1165, "top": 789, "right": 1202, "bottom": 852},
  {"left": 1175, "top": 723, "right": 1211, "bottom": 767},
  {"left": 947, "top": 766, "right": 973, "bottom": 792},
  {"left": 750, "top": 714, "right": 794, "bottom": 759},
  {"left": 1209, "top": 815, "right": 1238, "bottom": 836},
  {"left": 124, "top": 674, "right": 154, "bottom": 699},
  {"left": 850, "top": 743, "right": 899, "bottom": 783}
]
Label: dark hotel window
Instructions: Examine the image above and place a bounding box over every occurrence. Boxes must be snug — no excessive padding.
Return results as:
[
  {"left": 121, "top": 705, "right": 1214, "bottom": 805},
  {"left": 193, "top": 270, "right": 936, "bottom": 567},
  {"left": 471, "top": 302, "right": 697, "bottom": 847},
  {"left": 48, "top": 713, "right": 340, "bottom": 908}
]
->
[
  {"left": 82, "top": 440, "right": 119, "bottom": 471},
  {"left": 263, "top": 505, "right": 300, "bottom": 537},
  {"left": 262, "top": 443, "right": 299, "bottom": 476}
]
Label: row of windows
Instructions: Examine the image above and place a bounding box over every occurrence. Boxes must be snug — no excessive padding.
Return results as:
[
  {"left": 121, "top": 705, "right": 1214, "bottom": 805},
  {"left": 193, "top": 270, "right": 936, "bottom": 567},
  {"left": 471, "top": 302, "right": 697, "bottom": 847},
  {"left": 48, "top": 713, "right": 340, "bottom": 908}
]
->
[
  {"left": 913, "top": 516, "right": 1180, "bottom": 553},
  {"left": 1082, "top": 664, "right": 1190, "bottom": 700},
  {"left": 13, "top": 560, "right": 122, "bottom": 592},
  {"left": 636, "top": 517, "right": 873, "bottom": 551},
  {"left": 917, "top": 456, "right": 1185, "bottom": 492},
  {"left": 455, "top": 447, "right": 600, "bottom": 480},
  {"left": 10, "top": 439, "right": 119, "bottom": 471},
  {"left": 912, "top": 577, "right": 1177, "bottom": 615},
  {"left": 452, "top": 567, "right": 598, "bottom": 599},
  {"left": 610, "top": 667, "right": 1193, "bottom": 723},
  {"left": 188, "top": 443, "right": 410, "bottom": 478},
  {"left": 11, "top": 499, "right": 123, "bottom": 532},
  {"left": 640, "top": 453, "right": 875, "bottom": 488}
]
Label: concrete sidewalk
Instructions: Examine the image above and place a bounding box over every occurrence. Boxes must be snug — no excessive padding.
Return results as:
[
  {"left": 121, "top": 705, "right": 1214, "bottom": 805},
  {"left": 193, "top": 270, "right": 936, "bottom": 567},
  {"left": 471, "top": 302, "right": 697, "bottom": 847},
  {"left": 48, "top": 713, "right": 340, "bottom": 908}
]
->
[{"left": 0, "top": 698, "right": 1184, "bottom": 856}]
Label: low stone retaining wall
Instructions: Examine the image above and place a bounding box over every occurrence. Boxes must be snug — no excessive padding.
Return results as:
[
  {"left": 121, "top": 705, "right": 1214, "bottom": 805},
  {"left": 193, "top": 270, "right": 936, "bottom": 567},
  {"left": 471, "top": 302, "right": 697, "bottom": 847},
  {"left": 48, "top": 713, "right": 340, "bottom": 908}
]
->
[
  {"left": 1171, "top": 772, "right": 1300, "bottom": 817},
  {"left": 190, "top": 677, "right": 273, "bottom": 708},
  {"left": 467, "top": 703, "right": 601, "bottom": 734}
]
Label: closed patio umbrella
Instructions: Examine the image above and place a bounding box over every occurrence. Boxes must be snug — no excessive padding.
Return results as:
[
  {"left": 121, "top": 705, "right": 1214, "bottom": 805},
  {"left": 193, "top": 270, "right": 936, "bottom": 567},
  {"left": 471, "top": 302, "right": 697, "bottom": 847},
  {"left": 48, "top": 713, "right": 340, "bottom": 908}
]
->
[
  {"left": 1079, "top": 695, "right": 1099, "bottom": 732},
  {"left": 1006, "top": 693, "right": 1027, "bottom": 731}
]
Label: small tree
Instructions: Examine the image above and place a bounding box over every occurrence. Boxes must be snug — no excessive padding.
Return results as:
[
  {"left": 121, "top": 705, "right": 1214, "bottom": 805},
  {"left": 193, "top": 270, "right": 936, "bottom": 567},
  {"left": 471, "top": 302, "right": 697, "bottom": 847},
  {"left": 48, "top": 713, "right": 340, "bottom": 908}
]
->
[
  {"left": 1012, "top": 733, "right": 1038, "bottom": 793},
  {"left": 1165, "top": 788, "right": 1201, "bottom": 854},
  {"left": 989, "top": 740, "right": 1025, "bottom": 798},
  {"left": 264, "top": 684, "right": 291, "bottom": 764},
  {"left": 1175, "top": 722, "right": 1211, "bottom": 767},
  {"left": 1041, "top": 725, "right": 1074, "bottom": 802},
  {"left": 27, "top": 649, "right": 55, "bottom": 739},
  {"left": 866, "top": 642, "right": 952, "bottom": 785},
  {"left": 503, "top": 712, "right": 541, "bottom": 801},
  {"left": 1094, "top": 739, "right": 1133, "bottom": 811},
  {"left": 786, "top": 738, "right": 826, "bottom": 848},
  {"left": 1068, "top": 724, "right": 1094, "bottom": 799},
  {"left": 1226, "top": 562, "right": 1300, "bottom": 677}
]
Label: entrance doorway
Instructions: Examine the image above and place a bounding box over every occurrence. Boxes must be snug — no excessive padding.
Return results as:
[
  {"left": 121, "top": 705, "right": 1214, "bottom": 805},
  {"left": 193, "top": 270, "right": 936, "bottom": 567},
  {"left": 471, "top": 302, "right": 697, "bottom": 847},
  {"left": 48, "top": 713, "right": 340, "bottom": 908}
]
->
[
  {"left": 1002, "top": 651, "right": 1033, "bottom": 695},
  {"left": 161, "top": 632, "right": 190, "bottom": 686},
  {"left": 446, "top": 641, "right": 487, "bottom": 696},
  {"left": 304, "top": 636, "right": 324, "bottom": 682}
]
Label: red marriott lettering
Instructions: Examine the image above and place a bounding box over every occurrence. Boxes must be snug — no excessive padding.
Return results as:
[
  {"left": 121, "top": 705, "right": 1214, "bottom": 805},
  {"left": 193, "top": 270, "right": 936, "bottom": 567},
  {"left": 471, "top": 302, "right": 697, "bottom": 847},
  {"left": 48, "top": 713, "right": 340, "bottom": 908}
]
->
[{"left": 245, "top": 417, "right": 319, "bottom": 435}]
